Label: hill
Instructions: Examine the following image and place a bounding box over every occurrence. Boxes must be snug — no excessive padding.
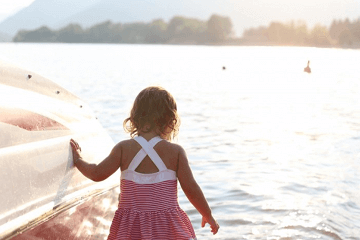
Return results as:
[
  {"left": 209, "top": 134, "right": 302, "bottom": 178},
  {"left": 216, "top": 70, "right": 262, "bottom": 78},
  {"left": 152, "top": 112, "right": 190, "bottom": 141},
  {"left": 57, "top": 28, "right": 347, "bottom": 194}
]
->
[
  {"left": 55, "top": 0, "right": 219, "bottom": 29},
  {"left": 0, "top": 0, "right": 101, "bottom": 37}
]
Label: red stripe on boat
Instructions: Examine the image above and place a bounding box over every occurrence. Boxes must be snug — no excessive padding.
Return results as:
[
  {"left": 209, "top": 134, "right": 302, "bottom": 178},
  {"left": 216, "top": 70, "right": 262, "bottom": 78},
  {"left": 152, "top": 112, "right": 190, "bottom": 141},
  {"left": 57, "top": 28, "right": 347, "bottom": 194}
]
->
[{"left": 0, "top": 108, "right": 68, "bottom": 131}]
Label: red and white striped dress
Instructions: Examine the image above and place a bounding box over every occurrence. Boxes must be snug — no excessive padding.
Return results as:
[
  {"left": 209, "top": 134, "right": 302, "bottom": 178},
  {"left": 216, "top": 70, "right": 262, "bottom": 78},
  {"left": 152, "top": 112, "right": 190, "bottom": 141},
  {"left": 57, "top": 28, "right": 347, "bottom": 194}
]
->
[{"left": 108, "top": 136, "right": 196, "bottom": 240}]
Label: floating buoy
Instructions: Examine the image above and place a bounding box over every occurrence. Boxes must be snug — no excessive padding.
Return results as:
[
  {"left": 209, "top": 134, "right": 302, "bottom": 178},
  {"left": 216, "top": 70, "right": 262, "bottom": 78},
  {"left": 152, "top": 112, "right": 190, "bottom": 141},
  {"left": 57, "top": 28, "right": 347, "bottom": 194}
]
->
[
  {"left": 304, "top": 60, "right": 311, "bottom": 73},
  {"left": 222, "top": 66, "right": 226, "bottom": 70}
]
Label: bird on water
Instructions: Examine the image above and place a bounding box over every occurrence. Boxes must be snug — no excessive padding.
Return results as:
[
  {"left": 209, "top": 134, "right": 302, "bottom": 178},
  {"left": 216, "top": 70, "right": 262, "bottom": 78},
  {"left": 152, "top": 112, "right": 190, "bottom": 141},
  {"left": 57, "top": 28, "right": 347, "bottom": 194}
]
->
[{"left": 304, "top": 60, "right": 311, "bottom": 73}]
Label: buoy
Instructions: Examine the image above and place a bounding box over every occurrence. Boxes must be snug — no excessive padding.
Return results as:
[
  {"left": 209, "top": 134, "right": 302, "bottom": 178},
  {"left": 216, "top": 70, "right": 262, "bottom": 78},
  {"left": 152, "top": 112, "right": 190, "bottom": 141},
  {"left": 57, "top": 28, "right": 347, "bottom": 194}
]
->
[{"left": 304, "top": 60, "right": 311, "bottom": 73}]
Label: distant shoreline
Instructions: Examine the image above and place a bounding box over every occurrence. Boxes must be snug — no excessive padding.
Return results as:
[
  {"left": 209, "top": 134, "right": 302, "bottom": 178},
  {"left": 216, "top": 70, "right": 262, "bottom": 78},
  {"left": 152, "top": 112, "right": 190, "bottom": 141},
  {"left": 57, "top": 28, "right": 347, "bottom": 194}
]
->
[
  {"left": 9, "top": 15, "right": 360, "bottom": 50},
  {"left": 2, "top": 40, "right": 360, "bottom": 50},
  {"left": 220, "top": 39, "right": 360, "bottom": 49}
]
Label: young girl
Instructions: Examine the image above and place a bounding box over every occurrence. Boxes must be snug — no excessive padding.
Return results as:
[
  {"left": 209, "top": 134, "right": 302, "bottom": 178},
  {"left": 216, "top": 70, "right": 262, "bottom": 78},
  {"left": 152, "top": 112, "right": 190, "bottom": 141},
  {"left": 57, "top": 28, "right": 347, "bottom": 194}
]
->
[{"left": 70, "top": 86, "right": 219, "bottom": 239}]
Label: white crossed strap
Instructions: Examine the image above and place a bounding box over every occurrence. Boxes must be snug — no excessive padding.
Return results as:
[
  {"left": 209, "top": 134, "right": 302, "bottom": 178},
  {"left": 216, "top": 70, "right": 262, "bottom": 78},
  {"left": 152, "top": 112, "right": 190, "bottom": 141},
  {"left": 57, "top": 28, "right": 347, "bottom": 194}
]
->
[{"left": 128, "top": 136, "right": 167, "bottom": 172}]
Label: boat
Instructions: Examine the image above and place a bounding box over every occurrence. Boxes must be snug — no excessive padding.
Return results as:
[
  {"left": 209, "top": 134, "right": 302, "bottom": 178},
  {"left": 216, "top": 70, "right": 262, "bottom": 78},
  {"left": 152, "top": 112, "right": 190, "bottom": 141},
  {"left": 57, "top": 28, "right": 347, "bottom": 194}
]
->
[{"left": 0, "top": 61, "right": 120, "bottom": 239}]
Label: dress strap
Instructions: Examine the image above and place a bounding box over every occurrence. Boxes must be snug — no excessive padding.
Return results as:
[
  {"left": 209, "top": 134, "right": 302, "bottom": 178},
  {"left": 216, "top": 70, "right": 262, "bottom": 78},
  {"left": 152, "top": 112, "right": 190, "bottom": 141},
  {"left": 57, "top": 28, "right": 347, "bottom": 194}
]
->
[{"left": 128, "top": 136, "right": 167, "bottom": 171}]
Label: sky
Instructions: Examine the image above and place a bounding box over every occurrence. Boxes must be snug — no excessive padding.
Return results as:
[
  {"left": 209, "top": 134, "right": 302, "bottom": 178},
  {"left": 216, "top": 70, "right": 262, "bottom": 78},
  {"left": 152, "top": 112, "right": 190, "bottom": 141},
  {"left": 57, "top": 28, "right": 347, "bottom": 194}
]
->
[{"left": 0, "top": 0, "right": 35, "bottom": 22}]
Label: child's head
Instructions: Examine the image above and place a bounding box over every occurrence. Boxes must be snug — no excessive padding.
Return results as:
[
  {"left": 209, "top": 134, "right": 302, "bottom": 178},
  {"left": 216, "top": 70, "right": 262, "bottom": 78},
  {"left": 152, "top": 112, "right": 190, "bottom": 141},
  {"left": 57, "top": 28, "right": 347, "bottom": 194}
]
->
[{"left": 124, "top": 86, "right": 180, "bottom": 140}]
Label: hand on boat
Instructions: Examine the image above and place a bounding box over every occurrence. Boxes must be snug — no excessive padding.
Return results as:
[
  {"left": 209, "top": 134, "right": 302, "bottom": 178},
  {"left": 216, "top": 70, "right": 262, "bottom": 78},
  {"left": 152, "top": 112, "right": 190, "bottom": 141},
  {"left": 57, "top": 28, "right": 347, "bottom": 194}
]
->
[
  {"left": 70, "top": 139, "right": 82, "bottom": 165},
  {"left": 201, "top": 215, "right": 220, "bottom": 235}
]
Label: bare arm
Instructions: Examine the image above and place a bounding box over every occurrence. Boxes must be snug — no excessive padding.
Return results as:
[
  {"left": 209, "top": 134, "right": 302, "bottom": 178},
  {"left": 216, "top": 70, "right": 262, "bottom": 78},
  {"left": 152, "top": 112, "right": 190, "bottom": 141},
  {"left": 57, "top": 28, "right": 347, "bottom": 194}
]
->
[
  {"left": 177, "top": 145, "right": 220, "bottom": 235},
  {"left": 70, "top": 139, "right": 121, "bottom": 182}
]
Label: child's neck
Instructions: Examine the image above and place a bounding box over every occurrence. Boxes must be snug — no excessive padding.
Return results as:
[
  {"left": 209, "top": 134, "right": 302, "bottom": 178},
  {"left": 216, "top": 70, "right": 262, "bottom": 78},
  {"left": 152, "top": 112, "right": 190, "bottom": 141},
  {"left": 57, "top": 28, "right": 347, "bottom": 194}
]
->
[{"left": 138, "top": 130, "right": 161, "bottom": 141}]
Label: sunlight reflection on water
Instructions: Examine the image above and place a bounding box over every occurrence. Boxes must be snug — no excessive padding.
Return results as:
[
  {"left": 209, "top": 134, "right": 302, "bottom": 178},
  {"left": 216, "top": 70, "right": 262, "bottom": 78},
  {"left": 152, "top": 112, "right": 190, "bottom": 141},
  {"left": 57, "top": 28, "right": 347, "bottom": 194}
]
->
[{"left": 0, "top": 43, "right": 359, "bottom": 239}]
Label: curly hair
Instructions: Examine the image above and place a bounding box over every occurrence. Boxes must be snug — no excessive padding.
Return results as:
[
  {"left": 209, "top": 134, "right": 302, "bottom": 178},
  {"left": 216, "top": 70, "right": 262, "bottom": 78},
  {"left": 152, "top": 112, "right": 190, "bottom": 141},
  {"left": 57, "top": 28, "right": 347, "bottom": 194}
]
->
[{"left": 123, "top": 86, "right": 180, "bottom": 140}]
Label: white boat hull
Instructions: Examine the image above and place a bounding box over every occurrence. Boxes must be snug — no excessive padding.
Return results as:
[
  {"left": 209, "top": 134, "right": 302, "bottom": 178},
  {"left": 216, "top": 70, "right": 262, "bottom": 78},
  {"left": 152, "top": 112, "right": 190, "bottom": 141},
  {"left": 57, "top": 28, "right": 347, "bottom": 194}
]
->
[{"left": 0, "top": 62, "right": 120, "bottom": 239}]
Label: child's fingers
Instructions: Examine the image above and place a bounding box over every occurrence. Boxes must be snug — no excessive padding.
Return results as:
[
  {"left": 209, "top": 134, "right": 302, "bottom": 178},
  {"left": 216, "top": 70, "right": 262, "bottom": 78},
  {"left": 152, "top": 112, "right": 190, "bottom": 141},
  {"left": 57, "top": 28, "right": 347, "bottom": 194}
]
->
[
  {"left": 70, "top": 140, "right": 77, "bottom": 150},
  {"left": 201, "top": 218, "right": 206, "bottom": 228},
  {"left": 70, "top": 141, "right": 77, "bottom": 151},
  {"left": 70, "top": 142, "right": 78, "bottom": 152},
  {"left": 70, "top": 139, "right": 81, "bottom": 152},
  {"left": 202, "top": 216, "right": 219, "bottom": 234},
  {"left": 210, "top": 223, "right": 220, "bottom": 235},
  {"left": 209, "top": 219, "right": 219, "bottom": 233}
]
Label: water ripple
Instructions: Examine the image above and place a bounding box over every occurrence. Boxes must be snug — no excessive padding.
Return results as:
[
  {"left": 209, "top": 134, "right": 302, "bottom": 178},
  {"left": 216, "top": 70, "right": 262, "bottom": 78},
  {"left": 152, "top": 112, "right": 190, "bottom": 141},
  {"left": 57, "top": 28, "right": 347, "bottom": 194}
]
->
[{"left": 1, "top": 44, "right": 360, "bottom": 239}]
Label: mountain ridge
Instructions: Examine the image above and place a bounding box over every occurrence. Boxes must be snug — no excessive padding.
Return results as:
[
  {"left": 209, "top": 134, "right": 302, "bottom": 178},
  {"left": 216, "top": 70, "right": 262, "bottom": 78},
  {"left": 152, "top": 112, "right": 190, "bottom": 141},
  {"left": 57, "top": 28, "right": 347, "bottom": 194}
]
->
[
  {"left": 0, "top": 0, "right": 101, "bottom": 36},
  {"left": 54, "top": 0, "right": 219, "bottom": 29}
]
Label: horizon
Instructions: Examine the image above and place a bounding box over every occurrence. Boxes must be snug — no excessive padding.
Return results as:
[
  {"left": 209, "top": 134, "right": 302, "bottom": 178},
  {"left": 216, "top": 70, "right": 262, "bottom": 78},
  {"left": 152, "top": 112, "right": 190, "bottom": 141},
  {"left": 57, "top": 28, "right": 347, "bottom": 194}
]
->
[{"left": 0, "top": 0, "right": 359, "bottom": 37}]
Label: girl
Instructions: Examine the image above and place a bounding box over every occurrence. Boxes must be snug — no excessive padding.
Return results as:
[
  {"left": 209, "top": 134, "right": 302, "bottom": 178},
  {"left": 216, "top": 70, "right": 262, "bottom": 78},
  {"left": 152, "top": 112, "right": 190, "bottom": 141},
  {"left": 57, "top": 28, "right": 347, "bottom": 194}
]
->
[{"left": 70, "top": 86, "right": 219, "bottom": 239}]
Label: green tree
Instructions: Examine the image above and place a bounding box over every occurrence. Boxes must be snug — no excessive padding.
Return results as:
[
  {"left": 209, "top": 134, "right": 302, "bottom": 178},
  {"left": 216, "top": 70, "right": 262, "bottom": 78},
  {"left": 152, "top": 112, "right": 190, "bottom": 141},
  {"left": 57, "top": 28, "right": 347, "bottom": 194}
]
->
[
  {"left": 329, "top": 20, "right": 340, "bottom": 40},
  {"left": 206, "top": 14, "right": 233, "bottom": 42},
  {"left": 13, "top": 26, "right": 57, "bottom": 42},
  {"left": 85, "top": 21, "right": 115, "bottom": 43},
  {"left": 57, "top": 24, "right": 84, "bottom": 43},
  {"left": 266, "top": 21, "right": 299, "bottom": 44},
  {"left": 109, "top": 23, "right": 123, "bottom": 43},
  {"left": 145, "top": 19, "right": 167, "bottom": 43},
  {"left": 120, "top": 23, "right": 148, "bottom": 43},
  {"left": 338, "top": 29, "right": 353, "bottom": 45},
  {"left": 294, "top": 21, "right": 309, "bottom": 45},
  {"left": 165, "top": 16, "right": 207, "bottom": 43},
  {"left": 349, "top": 19, "right": 360, "bottom": 42},
  {"left": 309, "top": 24, "right": 332, "bottom": 46},
  {"left": 266, "top": 22, "right": 283, "bottom": 42},
  {"left": 12, "top": 15, "right": 236, "bottom": 45},
  {"left": 166, "top": 16, "right": 187, "bottom": 39}
]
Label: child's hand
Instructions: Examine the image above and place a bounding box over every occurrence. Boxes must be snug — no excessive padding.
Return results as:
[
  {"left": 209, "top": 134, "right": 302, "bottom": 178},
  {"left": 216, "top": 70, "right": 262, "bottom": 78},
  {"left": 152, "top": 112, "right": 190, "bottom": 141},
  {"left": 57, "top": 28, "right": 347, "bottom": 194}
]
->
[
  {"left": 70, "top": 139, "right": 82, "bottom": 164},
  {"left": 201, "top": 216, "right": 220, "bottom": 235}
]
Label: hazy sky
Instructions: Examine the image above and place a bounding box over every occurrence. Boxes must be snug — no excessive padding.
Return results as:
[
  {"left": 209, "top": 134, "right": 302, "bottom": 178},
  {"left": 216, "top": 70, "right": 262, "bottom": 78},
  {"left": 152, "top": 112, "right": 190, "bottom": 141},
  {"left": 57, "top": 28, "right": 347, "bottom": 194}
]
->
[{"left": 0, "top": 0, "right": 35, "bottom": 22}]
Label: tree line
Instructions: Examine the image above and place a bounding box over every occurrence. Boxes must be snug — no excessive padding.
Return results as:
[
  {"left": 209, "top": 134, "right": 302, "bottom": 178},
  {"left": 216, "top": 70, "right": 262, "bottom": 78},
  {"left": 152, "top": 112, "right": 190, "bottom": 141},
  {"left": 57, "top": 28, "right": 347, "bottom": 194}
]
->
[
  {"left": 12, "top": 15, "right": 360, "bottom": 47},
  {"left": 13, "top": 15, "right": 233, "bottom": 44},
  {"left": 243, "top": 18, "right": 360, "bottom": 47}
]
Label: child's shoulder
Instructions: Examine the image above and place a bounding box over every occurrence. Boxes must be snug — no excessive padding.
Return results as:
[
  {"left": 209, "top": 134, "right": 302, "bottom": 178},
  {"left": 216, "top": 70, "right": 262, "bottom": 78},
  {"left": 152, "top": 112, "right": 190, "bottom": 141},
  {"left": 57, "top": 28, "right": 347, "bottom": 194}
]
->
[
  {"left": 158, "top": 140, "right": 186, "bottom": 156},
  {"left": 115, "top": 139, "right": 137, "bottom": 149},
  {"left": 164, "top": 141, "right": 184, "bottom": 151}
]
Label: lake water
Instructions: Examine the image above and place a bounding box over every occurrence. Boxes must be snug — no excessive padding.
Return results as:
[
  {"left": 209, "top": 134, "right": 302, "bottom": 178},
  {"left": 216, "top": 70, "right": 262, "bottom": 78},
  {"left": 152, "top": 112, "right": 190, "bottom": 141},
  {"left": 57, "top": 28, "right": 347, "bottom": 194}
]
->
[{"left": 1, "top": 43, "right": 359, "bottom": 239}]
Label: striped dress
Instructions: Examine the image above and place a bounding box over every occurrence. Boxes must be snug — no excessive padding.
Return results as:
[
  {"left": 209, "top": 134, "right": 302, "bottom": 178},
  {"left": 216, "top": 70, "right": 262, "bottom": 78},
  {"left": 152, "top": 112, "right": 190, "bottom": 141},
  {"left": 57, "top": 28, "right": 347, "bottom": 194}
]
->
[{"left": 108, "top": 136, "right": 196, "bottom": 240}]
